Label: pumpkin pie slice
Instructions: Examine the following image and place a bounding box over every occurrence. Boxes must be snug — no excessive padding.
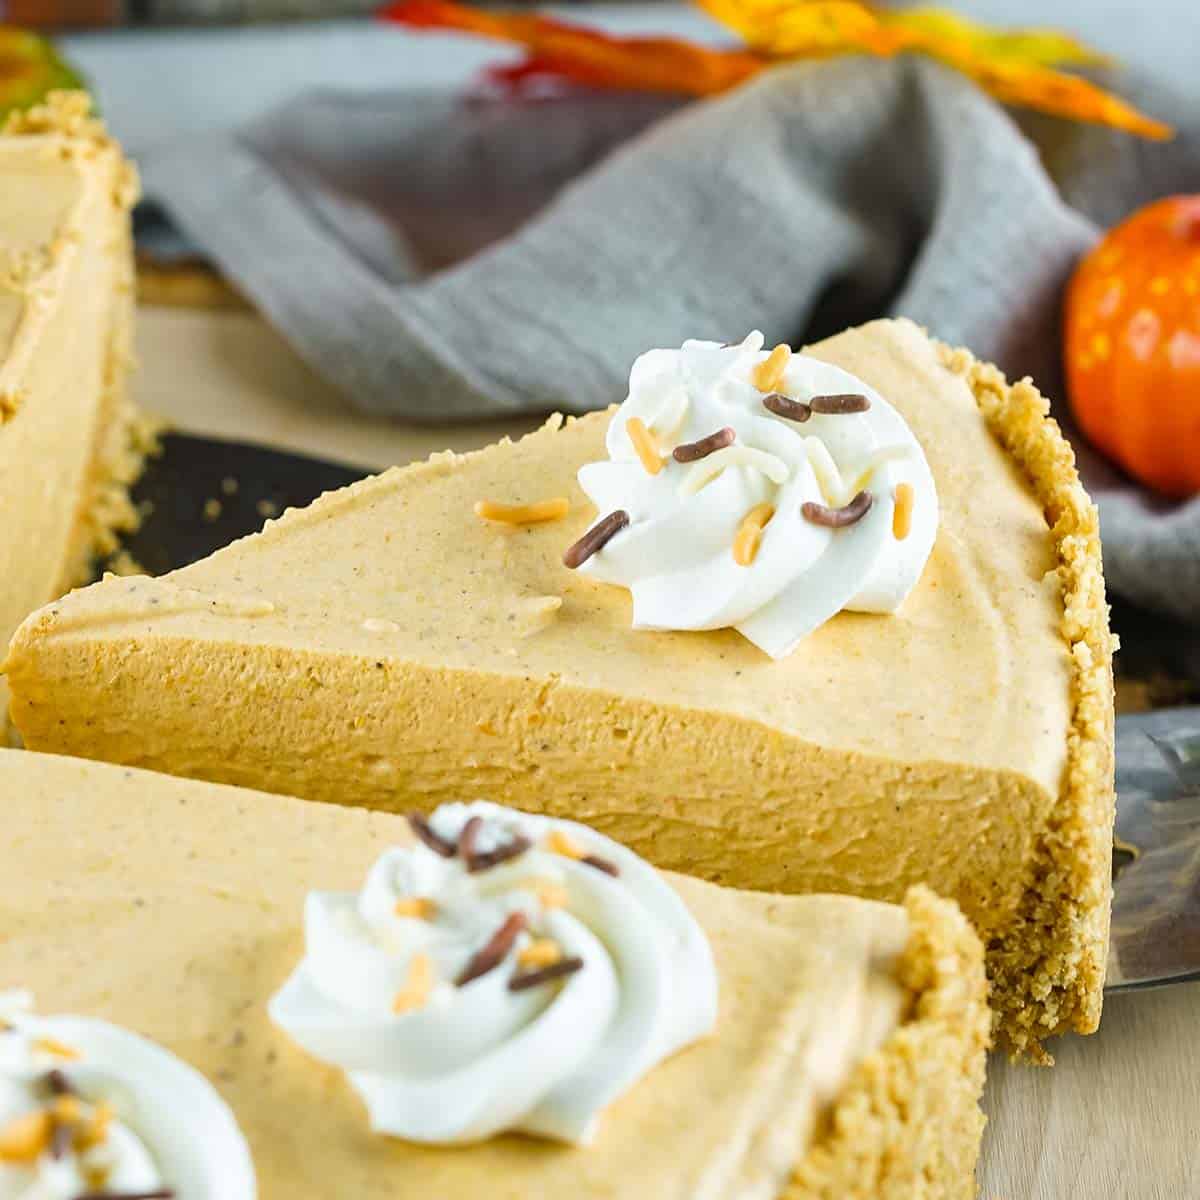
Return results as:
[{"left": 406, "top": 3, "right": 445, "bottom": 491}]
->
[
  {"left": 0, "top": 92, "right": 151, "bottom": 733},
  {"left": 3, "top": 318, "right": 1114, "bottom": 1057},
  {"left": 0, "top": 748, "right": 989, "bottom": 1198}
]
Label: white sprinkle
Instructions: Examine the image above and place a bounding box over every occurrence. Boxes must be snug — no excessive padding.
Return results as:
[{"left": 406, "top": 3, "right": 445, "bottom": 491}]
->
[{"left": 678, "top": 445, "right": 789, "bottom": 496}]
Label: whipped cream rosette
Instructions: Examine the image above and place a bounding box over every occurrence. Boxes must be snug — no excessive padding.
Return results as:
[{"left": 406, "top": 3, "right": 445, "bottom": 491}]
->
[
  {"left": 0, "top": 991, "right": 255, "bottom": 1200},
  {"left": 269, "top": 802, "right": 718, "bottom": 1146},
  {"left": 566, "top": 331, "right": 938, "bottom": 658}
]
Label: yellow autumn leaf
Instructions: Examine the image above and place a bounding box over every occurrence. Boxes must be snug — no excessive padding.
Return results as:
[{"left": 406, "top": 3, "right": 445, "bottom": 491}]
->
[
  {"left": 699, "top": 0, "right": 887, "bottom": 56},
  {"left": 694, "top": 0, "right": 1170, "bottom": 138},
  {"left": 885, "top": 7, "right": 1110, "bottom": 68}
]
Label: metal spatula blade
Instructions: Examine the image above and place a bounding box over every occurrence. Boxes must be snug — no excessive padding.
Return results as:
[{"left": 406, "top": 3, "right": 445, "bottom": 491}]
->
[
  {"left": 1108, "top": 709, "right": 1200, "bottom": 992},
  {"left": 111, "top": 434, "right": 1199, "bottom": 992},
  {"left": 108, "top": 432, "right": 367, "bottom": 575}
]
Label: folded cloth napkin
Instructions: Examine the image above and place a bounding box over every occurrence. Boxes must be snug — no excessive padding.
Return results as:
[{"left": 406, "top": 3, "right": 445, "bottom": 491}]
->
[{"left": 141, "top": 53, "right": 1199, "bottom": 624}]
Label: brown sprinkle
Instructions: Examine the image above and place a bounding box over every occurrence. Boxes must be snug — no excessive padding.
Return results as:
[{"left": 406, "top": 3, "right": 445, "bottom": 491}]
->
[
  {"left": 672, "top": 427, "right": 735, "bottom": 463},
  {"left": 509, "top": 957, "right": 585, "bottom": 993},
  {"left": 408, "top": 812, "right": 457, "bottom": 858},
  {"left": 474, "top": 497, "right": 569, "bottom": 526},
  {"left": 732, "top": 503, "right": 775, "bottom": 567},
  {"left": 762, "top": 392, "right": 811, "bottom": 422},
  {"left": 465, "top": 833, "right": 532, "bottom": 874},
  {"left": 625, "top": 417, "right": 664, "bottom": 476},
  {"left": 752, "top": 344, "right": 791, "bottom": 393},
  {"left": 892, "top": 482, "right": 915, "bottom": 540},
  {"left": 43, "top": 1069, "right": 75, "bottom": 1096},
  {"left": 809, "top": 392, "right": 870, "bottom": 414},
  {"left": 802, "top": 490, "right": 874, "bottom": 529},
  {"left": 393, "top": 952, "right": 437, "bottom": 1014},
  {"left": 457, "top": 912, "right": 528, "bottom": 987},
  {"left": 457, "top": 815, "right": 484, "bottom": 864},
  {"left": 563, "top": 510, "right": 630, "bottom": 569},
  {"left": 581, "top": 855, "right": 621, "bottom": 877}
]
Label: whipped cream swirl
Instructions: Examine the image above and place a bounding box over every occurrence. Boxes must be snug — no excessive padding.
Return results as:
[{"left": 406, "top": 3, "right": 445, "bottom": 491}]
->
[
  {"left": 573, "top": 332, "right": 938, "bottom": 658},
  {"left": 269, "top": 802, "right": 717, "bottom": 1146},
  {"left": 0, "top": 992, "right": 256, "bottom": 1200}
]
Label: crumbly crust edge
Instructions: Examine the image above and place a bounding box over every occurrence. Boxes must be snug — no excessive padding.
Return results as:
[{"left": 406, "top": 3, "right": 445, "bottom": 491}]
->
[
  {"left": 5, "top": 92, "right": 158, "bottom": 588},
  {"left": 785, "top": 886, "right": 990, "bottom": 1200},
  {"left": 935, "top": 339, "right": 1116, "bottom": 1062}
]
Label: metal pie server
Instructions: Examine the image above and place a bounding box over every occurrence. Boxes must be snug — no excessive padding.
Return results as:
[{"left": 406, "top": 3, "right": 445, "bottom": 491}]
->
[
  {"left": 113, "top": 433, "right": 1200, "bottom": 993},
  {"left": 1108, "top": 709, "right": 1200, "bottom": 991}
]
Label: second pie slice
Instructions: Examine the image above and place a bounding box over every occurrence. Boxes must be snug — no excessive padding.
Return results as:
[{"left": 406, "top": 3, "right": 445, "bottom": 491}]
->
[{"left": 0, "top": 749, "right": 989, "bottom": 1197}]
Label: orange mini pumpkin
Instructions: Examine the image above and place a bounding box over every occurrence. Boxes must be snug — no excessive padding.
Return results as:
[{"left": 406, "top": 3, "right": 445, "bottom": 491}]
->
[{"left": 1064, "top": 195, "right": 1200, "bottom": 498}]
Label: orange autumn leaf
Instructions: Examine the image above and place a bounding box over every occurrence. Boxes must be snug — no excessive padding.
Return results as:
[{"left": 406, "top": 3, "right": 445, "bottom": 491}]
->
[
  {"left": 383, "top": 0, "right": 1170, "bottom": 139},
  {"left": 382, "top": 0, "right": 761, "bottom": 96}
]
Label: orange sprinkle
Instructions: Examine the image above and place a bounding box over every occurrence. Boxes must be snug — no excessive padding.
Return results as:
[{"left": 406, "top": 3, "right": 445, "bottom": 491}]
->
[
  {"left": 394, "top": 896, "right": 437, "bottom": 920},
  {"left": 474, "top": 497, "right": 569, "bottom": 525},
  {"left": 545, "top": 829, "right": 587, "bottom": 860},
  {"left": 392, "top": 952, "right": 436, "bottom": 1014},
  {"left": 1149, "top": 276, "right": 1170, "bottom": 296},
  {"left": 517, "top": 938, "right": 563, "bottom": 970},
  {"left": 0, "top": 1109, "right": 52, "bottom": 1164},
  {"left": 893, "top": 483, "right": 915, "bottom": 540},
  {"left": 523, "top": 878, "right": 569, "bottom": 909},
  {"left": 33, "top": 1037, "right": 80, "bottom": 1061},
  {"left": 752, "top": 345, "right": 791, "bottom": 393},
  {"left": 626, "top": 417, "right": 664, "bottom": 475},
  {"left": 52, "top": 1096, "right": 82, "bottom": 1125},
  {"left": 732, "top": 503, "right": 775, "bottom": 566},
  {"left": 77, "top": 1101, "right": 115, "bottom": 1152}
]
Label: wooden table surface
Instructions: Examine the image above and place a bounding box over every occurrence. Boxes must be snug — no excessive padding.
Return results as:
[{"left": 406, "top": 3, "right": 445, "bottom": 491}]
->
[{"left": 135, "top": 304, "right": 1200, "bottom": 1200}]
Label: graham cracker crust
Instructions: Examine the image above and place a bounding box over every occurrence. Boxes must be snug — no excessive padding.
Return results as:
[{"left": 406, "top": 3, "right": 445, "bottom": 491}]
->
[
  {"left": 937, "top": 339, "right": 1116, "bottom": 1063},
  {"left": 787, "top": 887, "right": 990, "bottom": 1198}
]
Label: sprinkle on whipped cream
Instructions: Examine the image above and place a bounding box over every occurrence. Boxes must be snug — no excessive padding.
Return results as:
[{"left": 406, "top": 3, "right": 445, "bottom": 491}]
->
[
  {"left": 751, "top": 344, "right": 791, "bottom": 392},
  {"left": 801, "top": 490, "right": 874, "bottom": 529},
  {"left": 893, "top": 482, "right": 915, "bottom": 540},
  {"left": 269, "top": 801, "right": 718, "bottom": 1146},
  {"left": 565, "top": 331, "right": 940, "bottom": 659},
  {"left": 0, "top": 991, "right": 256, "bottom": 1200},
  {"left": 672, "top": 427, "right": 735, "bottom": 463},
  {"left": 562, "top": 510, "right": 630, "bottom": 570},
  {"left": 733, "top": 502, "right": 775, "bottom": 566},
  {"left": 624, "top": 417, "right": 665, "bottom": 476}
]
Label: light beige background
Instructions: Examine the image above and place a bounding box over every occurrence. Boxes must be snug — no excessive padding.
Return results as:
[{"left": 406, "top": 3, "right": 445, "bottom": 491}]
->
[{"left": 137, "top": 305, "right": 1200, "bottom": 1200}]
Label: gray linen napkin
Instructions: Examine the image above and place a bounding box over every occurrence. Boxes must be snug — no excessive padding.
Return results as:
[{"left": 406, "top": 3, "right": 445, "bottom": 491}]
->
[{"left": 141, "top": 54, "right": 1200, "bottom": 623}]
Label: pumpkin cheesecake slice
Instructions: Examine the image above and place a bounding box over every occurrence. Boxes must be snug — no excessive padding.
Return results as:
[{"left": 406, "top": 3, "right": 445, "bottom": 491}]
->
[
  {"left": 3, "top": 318, "right": 1114, "bottom": 1058},
  {"left": 0, "top": 91, "right": 151, "bottom": 733},
  {"left": 0, "top": 748, "right": 990, "bottom": 1198}
]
